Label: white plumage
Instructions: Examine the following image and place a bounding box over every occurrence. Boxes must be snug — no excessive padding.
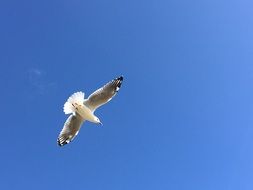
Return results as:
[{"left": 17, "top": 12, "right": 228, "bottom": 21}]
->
[
  {"left": 57, "top": 76, "right": 123, "bottom": 146},
  {"left": 63, "top": 91, "right": 85, "bottom": 114}
]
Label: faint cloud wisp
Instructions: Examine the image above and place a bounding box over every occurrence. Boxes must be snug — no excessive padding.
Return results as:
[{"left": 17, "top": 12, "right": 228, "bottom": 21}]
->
[{"left": 27, "top": 68, "right": 57, "bottom": 95}]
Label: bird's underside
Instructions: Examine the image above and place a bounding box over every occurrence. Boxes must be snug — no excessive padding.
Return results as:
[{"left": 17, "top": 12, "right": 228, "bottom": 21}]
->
[{"left": 57, "top": 76, "right": 123, "bottom": 147}]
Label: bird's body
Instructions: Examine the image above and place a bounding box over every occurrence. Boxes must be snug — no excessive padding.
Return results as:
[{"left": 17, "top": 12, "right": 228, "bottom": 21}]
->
[
  {"left": 57, "top": 76, "right": 123, "bottom": 146},
  {"left": 78, "top": 104, "right": 97, "bottom": 123},
  {"left": 70, "top": 101, "right": 98, "bottom": 123}
]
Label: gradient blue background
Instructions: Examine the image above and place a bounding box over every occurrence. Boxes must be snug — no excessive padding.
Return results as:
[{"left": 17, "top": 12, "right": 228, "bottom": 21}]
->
[{"left": 1, "top": 0, "right": 253, "bottom": 189}]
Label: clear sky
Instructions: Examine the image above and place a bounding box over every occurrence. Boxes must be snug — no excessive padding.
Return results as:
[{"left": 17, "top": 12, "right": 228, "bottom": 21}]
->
[{"left": 0, "top": 0, "right": 253, "bottom": 189}]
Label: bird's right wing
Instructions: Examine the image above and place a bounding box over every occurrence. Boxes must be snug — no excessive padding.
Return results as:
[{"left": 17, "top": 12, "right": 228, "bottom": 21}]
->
[
  {"left": 85, "top": 76, "right": 123, "bottom": 112},
  {"left": 57, "top": 114, "right": 85, "bottom": 146}
]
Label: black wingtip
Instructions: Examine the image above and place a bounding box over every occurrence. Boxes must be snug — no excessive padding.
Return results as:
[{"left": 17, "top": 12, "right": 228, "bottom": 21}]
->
[
  {"left": 57, "top": 141, "right": 63, "bottom": 147},
  {"left": 117, "top": 76, "right": 123, "bottom": 81},
  {"left": 114, "top": 76, "right": 123, "bottom": 92},
  {"left": 57, "top": 139, "right": 64, "bottom": 147},
  {"left": 57, "top": 138, "right": 69, "bottom": 147}
]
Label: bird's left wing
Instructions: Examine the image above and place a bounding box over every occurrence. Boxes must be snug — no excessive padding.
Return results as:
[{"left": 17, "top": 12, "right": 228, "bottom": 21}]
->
[
  {"left": 57, "top": 114, "right": 85, "bottom": 146},
  {"left": 84, "top": 76, "right": 123, "bottom": 112}
]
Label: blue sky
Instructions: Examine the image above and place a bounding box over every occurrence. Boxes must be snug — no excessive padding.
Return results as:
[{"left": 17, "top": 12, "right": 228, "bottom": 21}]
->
[{"left": 1, "top": 0, "right": 253, "bottom": 189}]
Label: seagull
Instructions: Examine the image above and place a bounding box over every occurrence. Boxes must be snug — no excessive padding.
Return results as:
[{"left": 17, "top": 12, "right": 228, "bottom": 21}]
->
[{"left": 57, "top": 76, "right": 123, "bottom": 146}]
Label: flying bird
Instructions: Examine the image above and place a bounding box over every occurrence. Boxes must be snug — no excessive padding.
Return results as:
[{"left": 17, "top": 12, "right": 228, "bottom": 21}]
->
[{"left": 57, "top": 76, "right": 123, "bottom": 146}]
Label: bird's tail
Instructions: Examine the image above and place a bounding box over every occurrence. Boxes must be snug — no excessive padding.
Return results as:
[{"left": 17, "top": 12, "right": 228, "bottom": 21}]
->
[{"left": 63, "top": 91, "right": 85, "bottom": 114}]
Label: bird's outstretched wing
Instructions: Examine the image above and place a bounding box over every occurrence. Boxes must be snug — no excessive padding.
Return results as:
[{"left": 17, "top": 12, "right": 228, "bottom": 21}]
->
[
  {"left": 84, "top": 76, "right": 123, "bottom": 112},
  {"left": 57, "top": 114, "right": 85, "bottom": 146}
]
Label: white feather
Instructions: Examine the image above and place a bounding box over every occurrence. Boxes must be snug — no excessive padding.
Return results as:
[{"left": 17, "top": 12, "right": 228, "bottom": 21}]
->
[{"left": 63, "top": 91, "right": 85, "bottom": 114}]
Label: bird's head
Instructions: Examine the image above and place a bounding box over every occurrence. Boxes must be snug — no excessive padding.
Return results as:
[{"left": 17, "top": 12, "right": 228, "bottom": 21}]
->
[{"left": 95, "top": 117, "right": 103, "bottom": 125}]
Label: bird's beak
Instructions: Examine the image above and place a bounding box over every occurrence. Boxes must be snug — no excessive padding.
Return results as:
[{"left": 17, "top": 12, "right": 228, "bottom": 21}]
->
[{"left": 99, "top": 122, "right": 103, "bottom": 126}]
